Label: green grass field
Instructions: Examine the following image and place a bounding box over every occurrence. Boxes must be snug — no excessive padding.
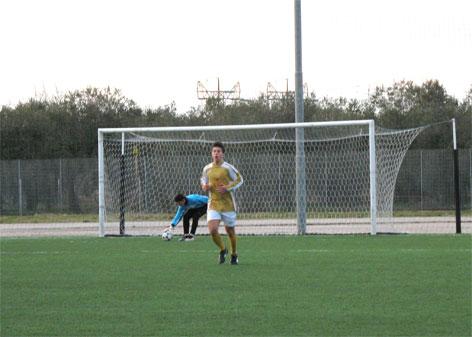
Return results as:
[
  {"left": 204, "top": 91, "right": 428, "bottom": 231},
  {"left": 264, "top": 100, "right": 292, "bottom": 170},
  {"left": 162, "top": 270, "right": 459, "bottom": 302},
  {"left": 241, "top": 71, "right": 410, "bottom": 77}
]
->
[{"left": 1, "top": 235, "right": 471, "bottom": 336}]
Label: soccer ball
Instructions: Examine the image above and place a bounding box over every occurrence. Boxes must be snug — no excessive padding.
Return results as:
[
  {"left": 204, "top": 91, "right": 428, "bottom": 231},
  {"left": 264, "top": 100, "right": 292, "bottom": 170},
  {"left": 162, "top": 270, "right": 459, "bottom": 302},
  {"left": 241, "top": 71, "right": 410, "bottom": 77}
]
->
[{"left": 161, "top": 230, "right": 173, "bottom": 241}]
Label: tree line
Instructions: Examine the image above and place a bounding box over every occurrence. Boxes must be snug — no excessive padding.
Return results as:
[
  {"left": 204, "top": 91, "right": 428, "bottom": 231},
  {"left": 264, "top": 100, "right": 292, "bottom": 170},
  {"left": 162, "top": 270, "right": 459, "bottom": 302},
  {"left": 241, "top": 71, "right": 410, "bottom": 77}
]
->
[{"left": 1, "top": 80, "right": 471, "bottom": 160}]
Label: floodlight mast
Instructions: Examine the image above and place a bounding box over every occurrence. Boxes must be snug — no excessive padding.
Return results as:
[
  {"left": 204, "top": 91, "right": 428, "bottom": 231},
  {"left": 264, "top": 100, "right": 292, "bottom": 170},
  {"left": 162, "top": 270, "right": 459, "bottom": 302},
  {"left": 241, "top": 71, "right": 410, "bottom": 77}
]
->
[
  {"left": 266, "top": 79, "right": 309, "bottom": 100},
  {"left": 294, "top": 0, "right": 306, "bottom": 234},
  {"left": 452, "top": 118, "right": 462, "bottom": 234},
  {"left": 197, "top": 77, "right": 241, "bottom": 101}
]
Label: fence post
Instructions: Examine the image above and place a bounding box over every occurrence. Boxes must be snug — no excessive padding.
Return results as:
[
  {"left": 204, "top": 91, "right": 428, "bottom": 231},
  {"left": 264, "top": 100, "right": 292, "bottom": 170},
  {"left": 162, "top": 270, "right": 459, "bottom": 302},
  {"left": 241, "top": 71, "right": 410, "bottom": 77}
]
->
[
  {"left": 18, "top": 160, "right": 22, "bottom": 216},
  {"left": 278, "top": 152, "right": 282, "bottom": 202},
  {"left": 420, "top": 150, "right": 423, "bottom": 211},
  {"left": 58, "top": 159, "right": 63, "bottom": 211}
]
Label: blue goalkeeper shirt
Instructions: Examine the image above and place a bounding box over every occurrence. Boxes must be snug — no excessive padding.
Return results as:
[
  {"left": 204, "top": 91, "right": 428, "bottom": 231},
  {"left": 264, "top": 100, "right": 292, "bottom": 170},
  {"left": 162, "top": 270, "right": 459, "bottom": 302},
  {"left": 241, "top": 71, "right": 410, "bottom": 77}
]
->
[{"left": 171, "top": 194, "right": 208, "bottom": 227}]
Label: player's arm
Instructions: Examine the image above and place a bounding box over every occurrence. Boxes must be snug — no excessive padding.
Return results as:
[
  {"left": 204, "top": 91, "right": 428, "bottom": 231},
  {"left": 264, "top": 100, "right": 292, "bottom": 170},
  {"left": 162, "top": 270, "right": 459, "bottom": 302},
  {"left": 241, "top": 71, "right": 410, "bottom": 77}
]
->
[
  {"left": 225, "top": 164, "right": 243, "bottom": 191},
  {"left": 201, "top": 166, "right": 210, "bottom": 191},
  {"left": 170, "top": 206, "right": 185, "bottom": 228}
]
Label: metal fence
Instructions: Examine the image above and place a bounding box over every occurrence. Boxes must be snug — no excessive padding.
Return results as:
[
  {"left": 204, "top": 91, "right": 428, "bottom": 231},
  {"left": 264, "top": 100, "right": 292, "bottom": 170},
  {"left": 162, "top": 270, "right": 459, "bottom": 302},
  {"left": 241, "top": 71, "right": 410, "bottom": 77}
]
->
[
  {"left": 1, "top": 149, "right": 471, "bottom": 216},
  {"left": 395, "top": 149, "right": 471, "bottom": 211},
  {"left": 1, "top": 158, "right": 97, "bottom": 215}
]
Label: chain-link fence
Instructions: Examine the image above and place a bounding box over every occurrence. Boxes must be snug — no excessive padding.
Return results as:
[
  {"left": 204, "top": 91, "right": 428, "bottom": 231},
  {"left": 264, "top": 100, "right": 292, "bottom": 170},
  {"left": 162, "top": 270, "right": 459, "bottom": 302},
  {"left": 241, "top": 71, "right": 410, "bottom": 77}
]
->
[
  {"left": 395, "top": 149, "right": 471, "bottom": 211},
  {"left": 1, "top": 158, "right": 97, "bottom": 215},
  {"left": 1, "top": 149, "right": 471, "bottom": 216}
]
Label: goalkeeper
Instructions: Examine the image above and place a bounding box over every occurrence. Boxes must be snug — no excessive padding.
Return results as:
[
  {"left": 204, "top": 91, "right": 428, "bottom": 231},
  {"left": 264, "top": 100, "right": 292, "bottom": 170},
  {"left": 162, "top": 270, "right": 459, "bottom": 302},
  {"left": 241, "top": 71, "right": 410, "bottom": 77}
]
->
[{"left": 169, "top": 194, "right": 208, "bottom": 241}]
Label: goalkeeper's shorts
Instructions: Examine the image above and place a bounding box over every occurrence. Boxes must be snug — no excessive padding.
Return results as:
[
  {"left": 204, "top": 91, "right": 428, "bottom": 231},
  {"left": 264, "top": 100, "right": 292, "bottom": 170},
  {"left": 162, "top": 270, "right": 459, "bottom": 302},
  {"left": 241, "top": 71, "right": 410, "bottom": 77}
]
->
[{"left": 207, "top": 210, "right": 237, "bottom": 227}]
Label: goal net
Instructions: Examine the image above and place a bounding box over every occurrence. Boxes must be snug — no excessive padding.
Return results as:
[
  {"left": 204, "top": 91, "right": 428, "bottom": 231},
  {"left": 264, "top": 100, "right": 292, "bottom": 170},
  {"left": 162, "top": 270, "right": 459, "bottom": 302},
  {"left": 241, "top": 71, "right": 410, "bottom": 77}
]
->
[{"left": 98, "top": 121, "right": 423, "bottom": 236}]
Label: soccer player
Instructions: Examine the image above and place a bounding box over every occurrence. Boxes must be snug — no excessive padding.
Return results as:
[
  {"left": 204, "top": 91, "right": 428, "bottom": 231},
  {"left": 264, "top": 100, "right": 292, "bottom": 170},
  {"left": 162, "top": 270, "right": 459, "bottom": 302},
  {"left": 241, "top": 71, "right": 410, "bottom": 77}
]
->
[
  {"left": 169, "top": 193, "right": 208, "bottom": 241},
  {"left": 201, "top": 141, "right": 243, "bottom": 265}
]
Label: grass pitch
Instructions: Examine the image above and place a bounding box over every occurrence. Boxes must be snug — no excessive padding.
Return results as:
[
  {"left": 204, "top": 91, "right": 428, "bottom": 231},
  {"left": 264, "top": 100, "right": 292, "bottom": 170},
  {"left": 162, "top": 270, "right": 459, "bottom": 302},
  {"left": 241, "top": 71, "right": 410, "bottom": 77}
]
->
[{"left": 1, "top": 235, "right": 471, "bottom": 336}]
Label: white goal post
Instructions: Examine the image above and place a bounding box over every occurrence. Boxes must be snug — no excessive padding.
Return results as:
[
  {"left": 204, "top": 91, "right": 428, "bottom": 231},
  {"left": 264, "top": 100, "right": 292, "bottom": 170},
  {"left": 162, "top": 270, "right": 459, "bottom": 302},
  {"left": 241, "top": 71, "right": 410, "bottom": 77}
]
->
[{"left": 98, "top": 120, "right": 422, "bottom": 237}]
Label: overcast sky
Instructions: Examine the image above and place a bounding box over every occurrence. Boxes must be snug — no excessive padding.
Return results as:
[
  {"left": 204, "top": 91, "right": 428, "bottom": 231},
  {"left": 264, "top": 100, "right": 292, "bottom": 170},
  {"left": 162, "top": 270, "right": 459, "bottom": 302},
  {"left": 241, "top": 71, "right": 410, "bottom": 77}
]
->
[{"left": 1, "top": 0, "right": 471, "bottom": 112}]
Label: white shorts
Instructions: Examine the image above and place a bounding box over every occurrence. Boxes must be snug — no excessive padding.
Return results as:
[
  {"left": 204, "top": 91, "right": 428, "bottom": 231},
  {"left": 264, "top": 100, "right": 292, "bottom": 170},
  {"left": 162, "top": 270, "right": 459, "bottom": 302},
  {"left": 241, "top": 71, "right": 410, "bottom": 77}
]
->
[{"left": 207, "top": 210, "right": 237, "bottom": 227}]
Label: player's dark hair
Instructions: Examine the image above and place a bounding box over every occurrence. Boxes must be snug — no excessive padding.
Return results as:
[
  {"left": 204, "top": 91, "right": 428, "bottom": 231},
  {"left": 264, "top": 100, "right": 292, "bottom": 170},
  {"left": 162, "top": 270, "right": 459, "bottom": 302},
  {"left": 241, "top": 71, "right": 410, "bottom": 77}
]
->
[
  {"left": 212, "top": 141, "right": 225, "bottom": 153},
  {"left": 174, "top": 194, "right": 186, "bottom": 203}
]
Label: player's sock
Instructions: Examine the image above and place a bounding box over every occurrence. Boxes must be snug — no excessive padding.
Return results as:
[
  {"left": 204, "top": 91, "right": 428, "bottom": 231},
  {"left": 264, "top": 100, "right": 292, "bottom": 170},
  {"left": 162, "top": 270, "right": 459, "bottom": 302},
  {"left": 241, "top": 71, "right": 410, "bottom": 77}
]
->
[
  {"left": 211, "top": 232, "right": 225, "bottom": 251},
  {"left": 229, "top": 235, "right": 237, "bottom": 257}
]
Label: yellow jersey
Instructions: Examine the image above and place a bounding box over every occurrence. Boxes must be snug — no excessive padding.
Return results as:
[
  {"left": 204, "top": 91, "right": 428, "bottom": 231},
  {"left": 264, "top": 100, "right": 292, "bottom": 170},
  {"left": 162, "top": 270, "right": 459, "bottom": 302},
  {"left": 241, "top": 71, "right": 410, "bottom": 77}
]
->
[{"left": 201, "top": 161, "right": 243, "bottom": 212}]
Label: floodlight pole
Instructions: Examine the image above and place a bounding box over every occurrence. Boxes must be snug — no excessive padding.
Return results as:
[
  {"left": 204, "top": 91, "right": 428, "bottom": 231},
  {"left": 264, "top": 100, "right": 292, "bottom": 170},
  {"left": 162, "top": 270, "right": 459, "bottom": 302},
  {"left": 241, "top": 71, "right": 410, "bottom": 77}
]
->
[
  {"left": 452, "top": 118, "right": 462, "bottom": 234},
  {"left": 294, "top": 0, "right": 306, "bottom": 234}
]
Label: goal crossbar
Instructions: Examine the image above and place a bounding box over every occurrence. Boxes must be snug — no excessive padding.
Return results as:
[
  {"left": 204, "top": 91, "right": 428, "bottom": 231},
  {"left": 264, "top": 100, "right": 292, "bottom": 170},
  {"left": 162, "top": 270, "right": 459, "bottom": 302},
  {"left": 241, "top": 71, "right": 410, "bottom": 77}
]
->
[{"left": 98, "top": 120, "right": 374, "bottom": 134}]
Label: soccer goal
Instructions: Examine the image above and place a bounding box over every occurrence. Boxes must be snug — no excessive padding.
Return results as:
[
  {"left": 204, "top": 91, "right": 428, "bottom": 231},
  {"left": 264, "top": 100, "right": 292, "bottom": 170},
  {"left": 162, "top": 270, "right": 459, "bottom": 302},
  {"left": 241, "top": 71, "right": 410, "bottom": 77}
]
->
[{"left": 97, "top": 120, "right": 423, "bottom": 236}]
